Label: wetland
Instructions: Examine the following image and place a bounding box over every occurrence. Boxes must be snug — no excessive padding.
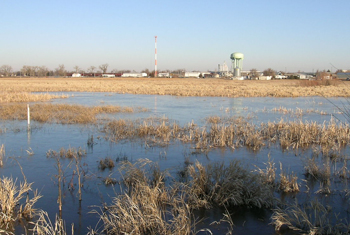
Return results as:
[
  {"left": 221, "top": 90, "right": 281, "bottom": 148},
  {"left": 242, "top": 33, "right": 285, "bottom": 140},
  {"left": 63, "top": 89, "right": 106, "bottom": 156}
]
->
[{"left": 1, "top": 78, "right": 350, "bottom": 234}]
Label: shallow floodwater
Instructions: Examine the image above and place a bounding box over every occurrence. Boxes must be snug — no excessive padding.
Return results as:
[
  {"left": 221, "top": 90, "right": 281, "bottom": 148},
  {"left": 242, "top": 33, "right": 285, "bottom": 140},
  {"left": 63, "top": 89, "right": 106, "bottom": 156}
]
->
[{"left": 1, "top": 93, "right": 350, "bottom": 234}]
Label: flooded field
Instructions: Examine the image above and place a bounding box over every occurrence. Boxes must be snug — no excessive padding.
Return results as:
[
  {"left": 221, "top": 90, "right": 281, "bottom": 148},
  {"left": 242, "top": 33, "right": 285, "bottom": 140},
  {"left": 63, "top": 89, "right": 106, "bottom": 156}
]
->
[{"left": 1, "top": 93, "right": 350, "bottom": 234}]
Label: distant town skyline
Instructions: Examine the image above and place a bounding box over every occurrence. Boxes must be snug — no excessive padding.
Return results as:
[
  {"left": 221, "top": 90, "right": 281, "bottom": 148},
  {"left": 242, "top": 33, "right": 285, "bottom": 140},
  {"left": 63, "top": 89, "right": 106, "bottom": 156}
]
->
[{"left": 1, "top": 0, "right": 349, "bottom": 73}]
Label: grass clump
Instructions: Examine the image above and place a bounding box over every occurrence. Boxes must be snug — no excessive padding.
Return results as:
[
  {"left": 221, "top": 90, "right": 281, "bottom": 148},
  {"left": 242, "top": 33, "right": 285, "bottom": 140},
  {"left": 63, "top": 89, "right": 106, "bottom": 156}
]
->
[
  {"left": 0, "top": 92, "right": 67, "bottom": 103},
  {"left": 183, "top": 160, "right": 275, "bottom": 209},
  {"left": 31, "top": 210, "right": 73, "bottom": 235},
  {"left": 0, "top": 144, "right": 4, "bottom": 167},
  {"left": 0, "top": 103, "right": 145, "bottom": 124},
  {"left": 278, "top": 163, "right": 299, "bottom": 193},
  {"left": 0, "top": 176, "right": 42, "bottom": 233},
  {"left": 99, "top": 157, "right": 115, "bottom": 170},
  {"left": 92, "top": 159, "right": 195, "bottom": 235},
  {"left": 271, "top": 200, "right": 350, "bottom": 234},
  {"left": 46, "top": 147, "right": 86, "bottom": 159}
]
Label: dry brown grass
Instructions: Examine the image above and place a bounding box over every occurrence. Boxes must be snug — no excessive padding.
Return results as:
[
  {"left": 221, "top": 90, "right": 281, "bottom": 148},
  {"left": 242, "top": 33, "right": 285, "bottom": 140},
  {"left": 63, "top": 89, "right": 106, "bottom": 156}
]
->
[
  {"left": 92, "top": 159, "right": 195, "bottom": 235},
  {"left": 99, "top": 157, "right": 115, "bottom": 170},
  {"left": 31, "top": 210, "right": 73, "bottom": 235},
  {"left": 0, "top": 144, "right": 4, "bottom": 167},
  {"left": 103, "top": 117, "right": 350, "bottom": 155},
  {"left": 0, "top": 103, "right": 142, "bottom": 124},
  {"left": 278, "top": 163, "right": 299, "bottom": 193},
  {"left": 0, "top": 176, "right": 42, "bottom": 234},
  {"left": 1, "top": 77, "right": 350, "bottom": 97},
  {"left": 182, "top": 160, "right": 275, "bottom": 209},
  {"left": 0, "top": 91, "right": 67, "bottom": 103},
  {"left": 271, "top": 200, "right": 350, "bottom": 234},
  {"left": 46, "top": 147, "right": 86, "bottom": 159}
]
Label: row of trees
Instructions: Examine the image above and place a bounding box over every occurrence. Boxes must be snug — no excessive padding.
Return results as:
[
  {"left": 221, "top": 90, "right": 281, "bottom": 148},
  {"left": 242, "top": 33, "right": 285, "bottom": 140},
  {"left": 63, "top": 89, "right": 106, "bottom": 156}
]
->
[
  {"left": 0, "top": 64, "right": 117, "bottom": 77},
  {"left": 0, "top": 64, "right": 187, "bottom": 77}
]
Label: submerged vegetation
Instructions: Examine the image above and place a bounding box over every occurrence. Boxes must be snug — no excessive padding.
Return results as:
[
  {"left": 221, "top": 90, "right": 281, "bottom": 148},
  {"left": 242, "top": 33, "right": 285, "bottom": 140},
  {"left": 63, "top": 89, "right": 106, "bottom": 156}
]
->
[
  {"left": 0, "top": 175, "right": 42, "bottom": 234},
  {"left": 102, "top": 116, "right": 350, "bottom": 156}
]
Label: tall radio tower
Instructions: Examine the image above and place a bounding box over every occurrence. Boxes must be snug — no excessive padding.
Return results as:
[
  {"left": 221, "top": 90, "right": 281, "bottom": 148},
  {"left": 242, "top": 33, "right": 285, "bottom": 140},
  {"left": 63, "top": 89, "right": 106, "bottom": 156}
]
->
[{"left": 155, "top": 36, "right": 157, "bottom": 77}]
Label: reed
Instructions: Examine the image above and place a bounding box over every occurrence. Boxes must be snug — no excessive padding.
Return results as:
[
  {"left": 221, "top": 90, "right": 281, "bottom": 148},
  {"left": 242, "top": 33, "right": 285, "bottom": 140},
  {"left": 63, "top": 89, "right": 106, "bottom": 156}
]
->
[
  {"left": 92, "top": 159, "right": 195, "bottom": 235},
  {"left": 31, "top": 210, "right": 73, "bottom": 235},
  {"left": 47, "top": 147, "right": 86, "bottom": 159},
  {"left": 103, "top": 117, "right": 350, "bottom": 155},
  {"left": 1, "top": 77, "right": 350, "bottom": 98},
  {"left": 271, "top": 200, "right": 350, "bottom": 234},
  {"left": 99, "top": 157, "right": 115, "bottom": 170},
  {"left": 0, "top": 144, "right": 4, "bottom": 167},
  {"left": 278, "top": 163, "right": 299, "bottom": 193},
  {"left": 0, "top": 91, "right": 67, "bottom": 103},
  {"left": 0, "top": 176, "right": 42, "bottom": 233},
  {"left": 183, "top": 160, "right": 275, "bottom": 209},
  {"left": 304, "top": 157, "right": 332, "bottom": 194},
  {"left": 254, "top": 155, "right": 276, "bottom": 185},
  {"left": 0, "top": 103, "right": 145, "bottom": 124}
]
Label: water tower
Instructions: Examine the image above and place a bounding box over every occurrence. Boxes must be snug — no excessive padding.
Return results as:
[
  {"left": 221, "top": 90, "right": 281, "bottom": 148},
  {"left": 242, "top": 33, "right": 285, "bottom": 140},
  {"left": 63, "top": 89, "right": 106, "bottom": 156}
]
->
[{"left": 230, "top": 52, "right": 244, "bottom": 77}]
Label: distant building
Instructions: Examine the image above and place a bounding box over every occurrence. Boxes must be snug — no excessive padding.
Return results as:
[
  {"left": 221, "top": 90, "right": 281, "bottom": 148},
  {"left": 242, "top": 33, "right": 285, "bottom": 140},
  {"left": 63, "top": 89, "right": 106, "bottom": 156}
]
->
[
  {"left": 72, "top": 73, "right": 82, "bottom": 77},
  {"left": 258, "top": 76, "right": 272, "bottom": 80},
  {"left": 184, "top": 72, "right": 211, "bottom": 78},
  {"left": 158, "top": 72, "right": 170, "bottom": 78},
  {"left": 121, "top": 73, "right": 147, "bottom": 78},
  {"left": 102, "top": 74, "right": 115, "bottom": 78}
]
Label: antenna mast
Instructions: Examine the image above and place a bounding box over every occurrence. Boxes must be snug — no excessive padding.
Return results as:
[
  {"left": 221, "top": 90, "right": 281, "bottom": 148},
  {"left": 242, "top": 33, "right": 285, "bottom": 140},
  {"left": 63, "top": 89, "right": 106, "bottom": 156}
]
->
[{"left": 155, "top": 36, "right": 157, "bottom": 77}]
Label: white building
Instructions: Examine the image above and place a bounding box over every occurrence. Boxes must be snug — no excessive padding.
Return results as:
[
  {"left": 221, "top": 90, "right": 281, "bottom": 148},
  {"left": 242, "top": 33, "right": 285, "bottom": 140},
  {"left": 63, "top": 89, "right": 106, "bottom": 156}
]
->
[
  {"left": 158, "top": 72, "right": 170, "bottom": 78},
  {"left": 121, "top": 73, "right": 147, "bottom": 78},
  {"left": 102, "top": 74, "right": 115, "bottom": 78},
  {"left": 185, "top": 72, "right": 210, "bottom": 78},
  {"left": 72, "top": 73, "right": 82, "bottom": 77}
]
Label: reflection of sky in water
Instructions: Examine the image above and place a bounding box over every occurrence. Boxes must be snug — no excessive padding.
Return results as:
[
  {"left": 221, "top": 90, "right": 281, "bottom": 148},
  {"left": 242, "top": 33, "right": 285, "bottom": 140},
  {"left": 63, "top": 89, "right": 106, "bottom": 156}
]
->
[{"left": 49, "top": 92, "right": 349, "bottom": 125}]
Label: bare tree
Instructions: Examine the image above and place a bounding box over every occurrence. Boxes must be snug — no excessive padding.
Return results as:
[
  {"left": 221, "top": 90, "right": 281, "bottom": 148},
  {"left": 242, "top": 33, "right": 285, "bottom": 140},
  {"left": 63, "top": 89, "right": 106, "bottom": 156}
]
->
[
  {"left": 73, "top": 66, "right": 81, "bottom": 74},
  {"left": 55, "top": 64, "right": 66, "bottom": 77},
  {"left": 141, "top": 68, "right": 150, "bottom": 75},
  {"left": 99, "top": 64, "right": 109, "bottom": 73},
  {"left": 0, "top": 65, "right": 13, "bottom": 77},
  {"left": 37, "top": 66, "right": 48, "bottom": 77},
  {"left": 250, "top": 68, "right": 259, "bottom": 80},
  {"left": 316, "top": 70, "right": 330, "bottom": 80},
  {"left": 88, "top": 66, "right": 96, "bottom": 77},
  {"left": 263, "top": 68, "right": 276, "bottom": 77}
]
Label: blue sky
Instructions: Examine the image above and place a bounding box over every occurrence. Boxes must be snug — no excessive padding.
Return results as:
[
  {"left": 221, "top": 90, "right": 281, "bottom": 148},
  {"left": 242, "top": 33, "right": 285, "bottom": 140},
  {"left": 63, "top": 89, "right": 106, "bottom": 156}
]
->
[{"left": 1, "top": 0, "right": 349, "bottom": 73}]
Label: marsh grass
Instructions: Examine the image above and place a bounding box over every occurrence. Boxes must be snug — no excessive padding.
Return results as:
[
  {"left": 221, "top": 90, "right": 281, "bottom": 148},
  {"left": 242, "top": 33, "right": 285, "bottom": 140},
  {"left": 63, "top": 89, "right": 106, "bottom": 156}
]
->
[
  {"left": 0, "top": 103, "right": 145, "bottom": 124},
  {"left": 254, "top": 155, "right": 276, "bottom": 185},
  {"left": 0, "top": 176, "right": 42, "bottom": 233},
  {"left": 0, "top": 92, "right": 67, "bottom": 103},
  {"left": 278, "top": 163, "right": 299, "bottom": 193},
  {"left": 1, "top": 77, "right": 350, "bottom": 98},
  {"left": 92, "top": 159, "right": 196, "bottom": 235},
  {"left": 183, "top": 160, "right": 275, "bottom": 209},
  {"left": 0, "top": 144, "right": 4, "bottom": 167},
  {"left": 31, "top": 210, "right": 73, "bottom": 235},
  {"left": 298, "top": 79, "right": 339, "bottom": 87},
  {"left": 103, "top": 117, "right": 350, "bottom": 155},
  {"left": 304, "top": 157, "right": 332, "bottom": 194},
  {"left": 271, "top": 200, "right": 350, "bottom": 234},
  {"left": 46, "top": 147, "right": 86, "bottom": 159},
  {"left": 99, "top": 157, "right": 115, "bottom": 170}
]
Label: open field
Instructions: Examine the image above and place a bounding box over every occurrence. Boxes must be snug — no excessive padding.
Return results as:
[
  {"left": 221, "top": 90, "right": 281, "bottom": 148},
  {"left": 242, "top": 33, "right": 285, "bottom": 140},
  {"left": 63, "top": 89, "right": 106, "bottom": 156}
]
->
[{"left": 1, "top": 77, "right": 350, "bottom": 98}]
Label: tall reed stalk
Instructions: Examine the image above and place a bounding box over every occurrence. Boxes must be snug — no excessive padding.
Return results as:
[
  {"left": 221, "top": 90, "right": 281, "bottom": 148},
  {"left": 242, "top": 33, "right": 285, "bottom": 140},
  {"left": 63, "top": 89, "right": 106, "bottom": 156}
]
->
[{"left": 0, "top": 144, "right": 4, "bottom": 167}]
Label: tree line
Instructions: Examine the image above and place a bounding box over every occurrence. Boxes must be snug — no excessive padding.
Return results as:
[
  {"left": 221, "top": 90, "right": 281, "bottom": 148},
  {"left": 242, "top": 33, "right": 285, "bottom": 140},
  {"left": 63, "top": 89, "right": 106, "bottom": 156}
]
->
[{"left": 0, "top": 64, "right": 187, "bottom": 77}]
